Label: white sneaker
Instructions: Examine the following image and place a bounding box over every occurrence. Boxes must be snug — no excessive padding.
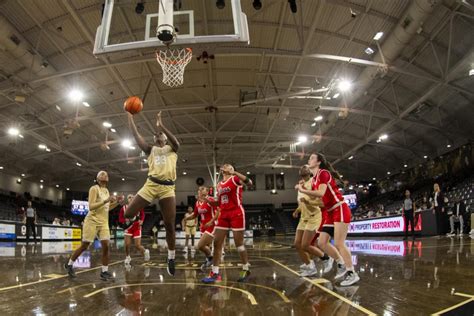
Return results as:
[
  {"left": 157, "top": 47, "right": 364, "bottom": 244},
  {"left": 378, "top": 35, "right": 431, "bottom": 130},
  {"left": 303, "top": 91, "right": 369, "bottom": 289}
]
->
[
  {"left": 144, "top": 249, "right": 150, "bottom": 261},
  {"left": 323, "top": 257, "right": 334, "bottom": 274},
  {"left": 340, "top": 272, "right": 360, "bottom": 286},
  {"left": 469, "top": 229, "right": 474, "bottom": 235},
  {"left": 447, "top": 233, "right": 455, "bottom": 237},
  {"left": 183, "top": 247, "right": 188, "bottom": 253},
  {"left": 300, "top": 265, "right": 318, "bottom": 277},
  {"left": 299, "top": 263, "right": 309, "bottom": 272},
  {"left": 124, "top": 256, "right": 131, "bottom": 265},
  {"left": 335, "top": 264, "right": 347, "bottom": 280}
]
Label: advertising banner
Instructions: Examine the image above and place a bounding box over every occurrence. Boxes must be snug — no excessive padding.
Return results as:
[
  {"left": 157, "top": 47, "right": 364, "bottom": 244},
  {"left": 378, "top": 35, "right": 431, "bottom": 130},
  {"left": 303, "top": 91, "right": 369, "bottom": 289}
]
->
[
  {"left": 0, "top": 223, "right": 16, "bottom": 239},
  {"left": 346, "top": 239, "right": 406, "bottom": 256},
  {"left": 349, "top": 216, "right": 422, "bottom": 234},
  {"left": 15, "top": 223, "right": 41, "bottom": 240}
]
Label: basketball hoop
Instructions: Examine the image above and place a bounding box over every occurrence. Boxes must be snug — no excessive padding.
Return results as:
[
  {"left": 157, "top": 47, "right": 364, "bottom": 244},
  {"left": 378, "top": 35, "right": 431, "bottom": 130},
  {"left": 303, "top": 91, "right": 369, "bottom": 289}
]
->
[{"left": 156, "top": 48, "right": 192, "bottom": 87}]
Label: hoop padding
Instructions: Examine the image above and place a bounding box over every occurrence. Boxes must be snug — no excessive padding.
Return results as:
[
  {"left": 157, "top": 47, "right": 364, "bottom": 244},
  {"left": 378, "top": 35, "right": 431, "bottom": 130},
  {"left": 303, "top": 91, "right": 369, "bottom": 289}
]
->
[{"left": 156, "top": 48, "right": 192, "bottom": 87}]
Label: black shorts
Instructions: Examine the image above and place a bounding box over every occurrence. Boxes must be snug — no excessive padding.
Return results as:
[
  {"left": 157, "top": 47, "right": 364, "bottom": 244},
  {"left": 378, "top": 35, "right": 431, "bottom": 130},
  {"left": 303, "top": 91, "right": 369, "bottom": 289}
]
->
[{"left": 321, "top": 226, "right": 334, "bottom": 237}]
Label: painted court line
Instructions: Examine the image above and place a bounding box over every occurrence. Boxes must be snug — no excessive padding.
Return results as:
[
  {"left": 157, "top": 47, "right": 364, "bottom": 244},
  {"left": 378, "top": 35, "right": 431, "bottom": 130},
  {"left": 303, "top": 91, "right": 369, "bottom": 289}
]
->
[
  {"left": 0, "top": 260, "right": 123, "bottom": 293},
  {"left": 431, "top": 298, "right": 473, "bottom": 315},
  {"left": 83, "top": 282, "right": 258, "bottom": 305},
  {"left": 260, "top": 256, "right": 376, "bottom": 316}
]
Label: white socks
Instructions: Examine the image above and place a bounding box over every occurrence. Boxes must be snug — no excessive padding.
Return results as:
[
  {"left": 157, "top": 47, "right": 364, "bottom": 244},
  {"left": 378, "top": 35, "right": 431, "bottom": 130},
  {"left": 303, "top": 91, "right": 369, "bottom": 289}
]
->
[
  {"left": 168, "top": 250, "right": 176, "bottom": 259},
  {"left": 242, "top": 263, "right": 251, "bottom": 271},
  {"left": 212, "top": 265, "right": 220, "bottom": 274},
  {"left": 68, "top": 259, "right": 74, "bottom": 266},
  {"left": 101, "top": 265, "right": 108, "bottom": 272}
]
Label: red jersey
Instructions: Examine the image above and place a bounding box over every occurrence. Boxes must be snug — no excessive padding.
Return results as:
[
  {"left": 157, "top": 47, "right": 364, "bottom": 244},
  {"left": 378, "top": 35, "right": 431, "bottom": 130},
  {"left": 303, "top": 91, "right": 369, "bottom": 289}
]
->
[
  {"left": 119, "top": 205, "right": 145, "bottom": 224},
  {"left": 311, "top": 169, "right": 345, "bottom": 211},
  {"left": 217, "top": 175, "right": 244, "bottom": 212},
  {"left": 193, "top": 198, "right": 215, "bottom": 225}
]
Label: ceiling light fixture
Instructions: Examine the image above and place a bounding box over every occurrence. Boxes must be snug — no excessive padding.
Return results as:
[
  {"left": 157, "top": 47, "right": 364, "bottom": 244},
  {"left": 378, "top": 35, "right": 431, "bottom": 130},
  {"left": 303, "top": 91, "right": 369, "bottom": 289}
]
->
[
  {"left": 122, "top": 139, "right": 132, "bottom": 148},
  {"left": 82, "top": 101, "right": 90, "bottom": 107},
  {"left": 40, "top": 184, "right": 43, "bottom": 189},
  {"left": 446, "top": 144, "right": 451, "bottom": 148},
  {"left": 21, "top": 173, "right": 25, "bottom": 177},
  {"left": 38, "top": 144, "right": 47, "bottom": 149},
  {"left": 135, "top": 2, "right": 144, "bottom": 14},
  {"left": 182, "top": 171, "right": 187, "bottom": 175},
  {"left": 348, "top": 156, "right": 354, "bottom": 160},
  {"left": 365, "top": 47, "right": 375, "bottom": 55},
  {"left": 423, "top": 155, "right": 428, "bottom": 159},
  {"left": 314, "top": 115, "right": 323, "bottom": 122},
  {"left": 311, "top": 122, "right": 316, "bottom": 127},
  {"left": 110, "top": 128, "right": 116, "bottom": 133},
  {"left": 216, "top": 0, "right": 225, "bottom": 9},
  {"left": 338, "top": 80, "right": 352, "bottom": 92},
  {"left": 18, "top": 134, "right": 24, "bottom": 138},
  {"left": 280, "top": 171, "right": 284, "bottom": 175},
  {"left": 55, "top": 184, "right": 59, "bottom": 188},
  {"left": 246, "top": 171, "right": 250, "bottom": 175},
  {"left": 40, "top": 179, "right": 44, "bottom": 183},
  {"left": 252, "top": 0, "right": 262, "bottom": 10},
  {"left": 297, "top": 135, "right": 308, "bottom": 143},
  {"left": 103, "top": 121, "right": 112, "bottom": 128},
  {"left": 76, "top": 162, "right": 82, "bottom": 167},
  {"left": 122, "top": 178, "right": 125, "bottom": 181},
  {"left": 7, "top": 127, "right": 19, "bottom": 136},
  {"left": 373, "top": 32, "right": 384, "bottom": 41},
  {"left": 45, "top": 148, "right": 51, "bottom": 152},
  {"left": 68, "top": 89, "right": 84, "bottom": 102},
  {"left": 332, "top": 93, "right": 340, "bottom": 99}
]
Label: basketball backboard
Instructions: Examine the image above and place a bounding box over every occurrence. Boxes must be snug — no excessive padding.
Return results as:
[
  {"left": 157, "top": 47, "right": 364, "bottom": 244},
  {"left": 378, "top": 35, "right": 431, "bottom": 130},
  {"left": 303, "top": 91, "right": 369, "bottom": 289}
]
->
[{"left": 93, "top": 0, "right": 249, "bottom": 55}]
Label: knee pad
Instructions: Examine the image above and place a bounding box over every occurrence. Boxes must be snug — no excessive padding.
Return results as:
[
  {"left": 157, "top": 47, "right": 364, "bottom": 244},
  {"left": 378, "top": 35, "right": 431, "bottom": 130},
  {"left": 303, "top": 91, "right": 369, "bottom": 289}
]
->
[{"left": 237, "top": 245, "right": 246, "bottom": 253}]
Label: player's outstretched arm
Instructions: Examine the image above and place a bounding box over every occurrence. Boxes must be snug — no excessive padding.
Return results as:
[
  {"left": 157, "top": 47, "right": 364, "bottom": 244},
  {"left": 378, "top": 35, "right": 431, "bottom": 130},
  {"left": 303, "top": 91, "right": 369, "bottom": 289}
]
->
[
  {"left": 128, "top": 113, "right": 152, "bottom": 155},
  {"left": 233, "top": 170, "right": 253, "bottom": 187},
  {"left": 156, "top": 111, "right": 180, "bottom": 152}
]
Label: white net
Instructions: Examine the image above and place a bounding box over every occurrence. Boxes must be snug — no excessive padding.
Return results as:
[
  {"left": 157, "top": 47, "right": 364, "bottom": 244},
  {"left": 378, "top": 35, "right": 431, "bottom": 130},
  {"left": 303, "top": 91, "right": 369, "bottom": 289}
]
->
[{"left": 156, "top": 48, "right": 192, "bottom": 87}]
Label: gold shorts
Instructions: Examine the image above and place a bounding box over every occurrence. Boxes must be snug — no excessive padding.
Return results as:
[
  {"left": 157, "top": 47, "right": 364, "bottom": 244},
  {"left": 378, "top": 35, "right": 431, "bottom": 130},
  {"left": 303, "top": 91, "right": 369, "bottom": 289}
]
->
[
  {"left": 82, "top": 217, "right": 110, "bottom": 242},
  {"left": 297, "top": 212, "right": 322, "bottom": 231},
  {"left": 185, "top": 226, "right": 196, "bottom": 236},
  {"left": 137, "top": 179, "right": 176, "bottom": 203}
]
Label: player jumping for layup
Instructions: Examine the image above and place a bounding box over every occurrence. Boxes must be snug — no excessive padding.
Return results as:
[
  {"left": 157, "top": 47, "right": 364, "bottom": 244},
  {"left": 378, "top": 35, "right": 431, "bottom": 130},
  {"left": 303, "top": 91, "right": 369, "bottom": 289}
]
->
[
  {"left": 202, "top": 164, "right": 252, "bottom": 283},
  {"left": 125, "top": 111, "right": 179, "bottom": 276}
]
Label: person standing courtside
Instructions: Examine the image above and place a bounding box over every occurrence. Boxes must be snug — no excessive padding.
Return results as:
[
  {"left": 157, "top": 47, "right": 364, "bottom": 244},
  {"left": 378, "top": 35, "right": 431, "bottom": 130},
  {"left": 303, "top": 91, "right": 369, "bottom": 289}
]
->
[
  {"left": 402, "top": 190, "right": 416, "bottom": 240},
  {"left": 432, "top": 183, "right": 446, "bottom": 235},
  {"left": 25, "top": 201, "right": 37, "bottom": 243},
  {"left": 448, "top": 198, "right": 466, "bottom": 236}
]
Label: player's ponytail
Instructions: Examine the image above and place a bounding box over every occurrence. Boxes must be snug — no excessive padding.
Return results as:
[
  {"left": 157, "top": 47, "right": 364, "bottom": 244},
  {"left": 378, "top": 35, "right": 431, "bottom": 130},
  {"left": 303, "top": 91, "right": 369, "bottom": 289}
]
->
[{"left": 316, "top": 153, "right": 342, "bottom": 181}]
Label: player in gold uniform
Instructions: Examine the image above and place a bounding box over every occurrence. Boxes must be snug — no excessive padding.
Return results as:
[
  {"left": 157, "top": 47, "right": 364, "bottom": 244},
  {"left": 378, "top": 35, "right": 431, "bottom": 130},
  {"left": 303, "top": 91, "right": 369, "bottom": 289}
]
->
[
  {"left": 182, "top": 206, "right": 197, "bottom": 254},
  {"left": 64, "top": 171, "right": 122, "bottom": 280},
  {"left": 126, "top": 111, "right": 179, "bottom": 275}
]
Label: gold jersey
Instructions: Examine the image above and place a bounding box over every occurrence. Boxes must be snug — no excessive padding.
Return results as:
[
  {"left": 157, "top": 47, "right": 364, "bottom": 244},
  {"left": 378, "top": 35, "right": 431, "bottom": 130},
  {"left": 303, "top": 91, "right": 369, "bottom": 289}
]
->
[
  {"left": 297, "top": 178, "right": 322, "bottom": 220},
  {"left": 147, "top": 145, "right": 178, "bottom": 181},
  {"left": 185, "top": 217, "right": 197, "bottom": 227},
  {"left": 86, "top": 185, "right": 110, "bottom": 224}
]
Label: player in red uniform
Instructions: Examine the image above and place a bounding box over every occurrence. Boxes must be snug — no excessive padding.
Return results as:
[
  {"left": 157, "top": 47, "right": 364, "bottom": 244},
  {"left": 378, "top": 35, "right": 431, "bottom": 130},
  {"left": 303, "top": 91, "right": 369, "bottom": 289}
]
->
[
  {"left": 183, "top": 186, "right": 220, "bottom": 270},
  {"left": 119, "top": 194, "right": 150, "bottom": 266},
  {"left": 298, "top": 153, "right": 360, "bottom": 286},
  {"left": 202, "top": 164, "right": 252, "bottom": 283}
]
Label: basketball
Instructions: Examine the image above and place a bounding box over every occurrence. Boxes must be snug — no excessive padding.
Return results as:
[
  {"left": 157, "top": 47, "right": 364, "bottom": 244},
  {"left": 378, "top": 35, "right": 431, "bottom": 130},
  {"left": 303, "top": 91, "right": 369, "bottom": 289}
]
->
[{"left": 124, "top": 96, "right": 143, "bottom": 114}]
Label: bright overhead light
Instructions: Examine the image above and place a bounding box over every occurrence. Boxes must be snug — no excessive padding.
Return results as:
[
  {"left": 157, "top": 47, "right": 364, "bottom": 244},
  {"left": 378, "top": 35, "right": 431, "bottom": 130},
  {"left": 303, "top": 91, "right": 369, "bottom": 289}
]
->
[
  {"left": 7, "top": 127, "right": 19, "bottom": 136},
  {"left": 368, "top": 183, "right": 372, "bottom": 187},
  {"left": 246, "top": 171, "right": 250, "bottom": 175},
  {"left": 55, "top": 184, "right": 59, "bottom": 188},
  {"left": 121, "top": 178, "right": 125, "bottom": 181},
  {"left": 338, "top": 80, "right": 352, "bottom": 92},
  {"left": 40, "top": 184, "right": 43, "bottom": 189},
  {"left": 469, "top": 69, "right": 474, "bottom": 76},
  {"left": 129, "top": 146, "right": 136, "bottom": 150},
  {"left": 143, "top": 159, "right": 147, "bottom": 163},
  {"left": 68, "top": 89, "right": 84, "bottom": 102},
  {"left": 297, "top": 135, "right": 308, "bottom": 143},
  {"left": 387, "top": 171, "right": 391, "bottom": 175},
  {"left": 340, "top": 175, "right": 343, "bottom": 178},
  {"left": 122, "top": 139, "right": 132, "bottom": 148},
  {"left": 82, "top": 101, "right": 90, "bottom": 107},
  {"left": 66, "top": 188, "right": 70, "bottom": 191},
  {"left": 271, "top": 189, "right": 277, "bottom": 194},
  {"left": 446, "top": 144, "right": 451, "bottom": 148},
  {"left": 103, "top": 121, "right": 112, "bottom": 128},
  {"left": 372, "top": 177, "right": 376, "bottom": 180},
  {"left": 332, "top": 93, "right": 340, "bottom": 99},
  {"left": 349, "top": 185, "right": 354, "bottom": 190},
  {"left": 404, "top": 164, "right": 408, "bottom": 168},
  {"left": 311, "top": 122, "right": 316, "bottom": 127},
  {"left": 379, "top": 134, "right": 388, "bottom": 141},
  {"left": 358, "top": 184, "right": 363, "bottom": 188},
  {"left": 182, "top": 171, "right": 187, "bottom": 175},
  {"left": 113, "top": 192, "right": 117, "bottom": 196},
  {"left": 365, "top": 47, "right": 375, "bottom": 55},
  {"left": 40, "top": 179, "right": 44, "bottom": 183},
  {"left": 280, "top": 171, "right": 284, "bottom": 175},
  {"left": 373, "top": 32, "right": 384, "bottom": 41},
  {"left": 16, "top": 178, "right": 21, "bottom": 184},
  {"left": 76, "top": 162, "right": 82, "bottom": 167},
  {"left": 18, "top": 134, "right": 24, "bottom": 138},
  {"left": 110, "top": 128, "right": 116, "bottom": 133},
  {"left": 21, "top": 173, "right": 25, "bottom": 177},
  {"left": 38, "top": 144, "right": 47, "bottom": 149},
  {"left": 348, "top": 155, "right": 354, "bottom": 160},
  {"left": 314, "top": 115, "right": 323, "bottom": 122},
  {"left": 0, "top": 166, "right": 3, "bottom": 170},
  {"left": 423, "top": 155, "right": 428, "bottom": 159},
  {"left": 45, "top": 147, "right": 51, "bottom": 152}
]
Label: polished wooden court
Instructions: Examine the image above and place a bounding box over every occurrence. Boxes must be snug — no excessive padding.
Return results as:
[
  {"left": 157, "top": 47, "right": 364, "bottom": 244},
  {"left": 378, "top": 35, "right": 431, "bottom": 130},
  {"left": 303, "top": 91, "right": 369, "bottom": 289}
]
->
[{"left": 0, "top": 236, "right": 473, "bottom": 315}]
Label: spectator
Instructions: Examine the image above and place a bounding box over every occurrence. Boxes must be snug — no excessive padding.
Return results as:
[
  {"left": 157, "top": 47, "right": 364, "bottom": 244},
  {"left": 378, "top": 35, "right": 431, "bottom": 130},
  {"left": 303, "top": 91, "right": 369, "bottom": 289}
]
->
[
  {"left": 432, "top": 183, "right": 447, "bottom": 235},
  {"left": 52, "top": 218, "right": 61, "bottom": 225},
  {"left": 25, "top": 201, "right": 37, "bottom": 243},
  {"left": 448, "top": 199, "right": 466, "bottom": 236}
]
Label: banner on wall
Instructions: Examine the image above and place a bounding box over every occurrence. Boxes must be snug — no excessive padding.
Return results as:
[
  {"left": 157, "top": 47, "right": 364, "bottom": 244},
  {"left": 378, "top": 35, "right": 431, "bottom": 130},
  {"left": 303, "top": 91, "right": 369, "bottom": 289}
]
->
[
  {"left": 0, "top": 223, "right": 16, "bottom": 239},
  {"left": 15, "top": 223, "right": 42, "bottom": 240},
  {"left": 348, "top": 215, "right": 422, "bottom": 234},
  {"left": 41, "top": 226, "right": 81, "bottom": 240}
]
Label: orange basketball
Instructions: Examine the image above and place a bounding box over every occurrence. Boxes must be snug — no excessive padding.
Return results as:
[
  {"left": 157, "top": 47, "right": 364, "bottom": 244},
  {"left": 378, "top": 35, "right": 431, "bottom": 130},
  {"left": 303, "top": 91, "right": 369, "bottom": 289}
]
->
[{"left": 124, "top": 96, "right": 143, "bottom": 114}]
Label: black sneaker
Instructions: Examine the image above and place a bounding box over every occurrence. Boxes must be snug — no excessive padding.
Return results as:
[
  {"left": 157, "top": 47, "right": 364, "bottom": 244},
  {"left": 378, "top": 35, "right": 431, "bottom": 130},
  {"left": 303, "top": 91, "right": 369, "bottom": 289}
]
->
[
  {"left": 64, "top": 263, "right": 76, "bottom": 278},
  {"left": 167, "top": 259, "right": 175, "bottom": 276},
  {"left": 100, "top": 271, "right": 114, "bottom": 281}
]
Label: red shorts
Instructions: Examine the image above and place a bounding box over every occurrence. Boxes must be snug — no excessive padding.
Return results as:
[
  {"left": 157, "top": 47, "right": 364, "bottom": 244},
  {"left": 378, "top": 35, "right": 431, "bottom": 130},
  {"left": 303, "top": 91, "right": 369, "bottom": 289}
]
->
[
  {"left": 324, "top": 203, "right": 351, "bottom": 225},
  {"left": 310, "top": 212, "right": 326, "bottom": 245},
  {"left": 215, "top": 207, "right": 245, "bottom": 231},
  {"left": 200, "top": 222, "right": 216, "bottom": 237},
  {"left": 124, "top": 222, "right": 142, "bottom": 238}
]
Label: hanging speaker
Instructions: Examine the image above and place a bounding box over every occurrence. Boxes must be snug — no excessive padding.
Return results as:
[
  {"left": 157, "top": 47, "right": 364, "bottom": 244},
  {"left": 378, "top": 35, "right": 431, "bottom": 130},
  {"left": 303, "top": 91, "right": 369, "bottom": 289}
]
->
[{"left": 196, "top": 177, "right": 205, "bottom": 186}]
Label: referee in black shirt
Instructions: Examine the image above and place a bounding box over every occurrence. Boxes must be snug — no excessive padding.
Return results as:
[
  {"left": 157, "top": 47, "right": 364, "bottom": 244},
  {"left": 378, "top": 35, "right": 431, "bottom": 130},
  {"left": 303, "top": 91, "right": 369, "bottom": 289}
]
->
[{"left": 403, "top": 190, "right": 416, "bottom": 240}]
